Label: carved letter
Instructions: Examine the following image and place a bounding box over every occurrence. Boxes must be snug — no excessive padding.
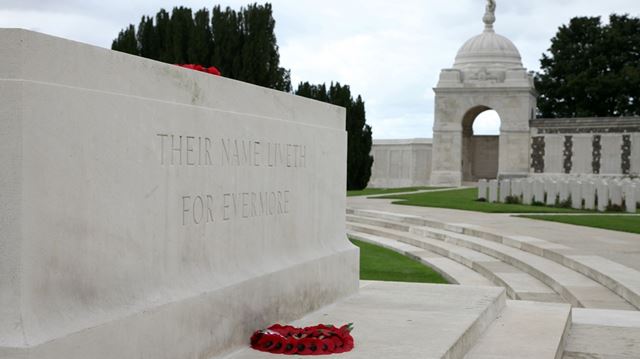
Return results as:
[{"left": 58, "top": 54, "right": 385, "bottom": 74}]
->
[
  {"left": 157, "top": 134, "right": 169, "bottom": 165},
  {"left": 182, "top": 196, "right": 191, "bottom": 225}
]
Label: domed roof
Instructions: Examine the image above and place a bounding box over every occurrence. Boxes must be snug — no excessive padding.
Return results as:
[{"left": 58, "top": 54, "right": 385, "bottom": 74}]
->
[
  {"left": 452, "top": 0, "right": 523, "bottom": 69},
  {"left": 453, "top": 30, "right": 522, "bottom": 69}
]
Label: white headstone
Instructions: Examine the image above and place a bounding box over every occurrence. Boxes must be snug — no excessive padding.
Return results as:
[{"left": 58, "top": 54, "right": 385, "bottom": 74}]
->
[
  {"left": 533, "top": 180, "right": 545, "bottom": 204},
  {"left": 0, "top": 29, "right": 357, "bottom": 358},
  {"left": 597, "top": 181, "right": 610, "bottom": 212},
  {"left": 511, "top": 179, "right": 523, "bottom": 198},
  {"left": 582, "top": 182, "right": 596, "bottom": 210},
  {"left": 499, "top": 179, "right": 511, "bottom": 202},
  {"left": 558, "top": 181, "right": 570, "bottom": 203},
  {"left": 609, "top": 182, "right": 623, "bottom": 207},
  {"left": 488, "top": 179, "right": 499, "bottom": 203},
  {"left": 570, "top": 181, "right": 582, "bottom": 209},
  {"left": 478, "top": 179, "right": 488, "bottom": 200},
  {"left": 522, "top": 180, "right": 533, "bottom": 205},
  {"left": 545, "top": 180, "right": 558, "bottom": 206},
  {"left": 624, "top": 183, "right": 637, "bottom": 213}
]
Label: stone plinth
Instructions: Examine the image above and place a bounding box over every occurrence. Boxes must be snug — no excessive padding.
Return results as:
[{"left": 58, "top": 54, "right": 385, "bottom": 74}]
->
[{"left": 0, "top": 29, "right": 358, "bottom": 359}]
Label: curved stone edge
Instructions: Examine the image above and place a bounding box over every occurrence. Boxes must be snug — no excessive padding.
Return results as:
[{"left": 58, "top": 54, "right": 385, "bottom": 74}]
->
[{"left": 348, "top": 208, "right": 640, "bottom": 310}]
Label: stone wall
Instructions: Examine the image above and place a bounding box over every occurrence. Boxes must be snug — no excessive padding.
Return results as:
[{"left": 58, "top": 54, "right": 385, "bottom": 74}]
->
[
  {"left": 368, "top": 139, "right": 432, "bottom": 188},
  {"left": 0, "top": 29, "right": 358, "bottom": 358},
  {"left": 530, "top": 117, "right": 640, "bottom": 176}
]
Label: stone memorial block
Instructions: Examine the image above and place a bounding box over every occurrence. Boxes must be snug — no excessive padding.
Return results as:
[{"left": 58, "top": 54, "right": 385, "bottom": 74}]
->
[
  {"left": 488, "top": 179, "right": 499, "bottom": 203},
  {"left": 533, "top": 180, "right": 545, "bottom": 203},
  {"left": 522, "top": 181, "right": 533, "bottom": 205},
  {"left": 597, "top": 181, "right": 610, "bottom": 212},
  {"left": 0, "top": 30, "right": 358, "bottom": 359},
  {"left": 570, "top": 181, "right": 582, "bottom": 209},
  {"left": 609, "top": 182, "right": 623, "bottom": 207},
  {"left": 499, "top": 179, "right": 511, "bottom": 202},
  {"left": 624, "top": 183, "right": 637, "bottom": 213},
  {"left": 582, "top": 182, "right": 596, "bottom": 210},
  {"left": 601, "top": 135, "right": 623, "bottom": 174},
  {"left": 478, "top": 179, "right": 488, "bottom": 200},
  {"left": 544, "top": 180, "right": 558, "bottom": 206}
]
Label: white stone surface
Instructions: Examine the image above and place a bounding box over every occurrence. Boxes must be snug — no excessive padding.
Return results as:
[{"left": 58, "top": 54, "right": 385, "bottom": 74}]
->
[
  {"left": 596, "top": 181, "right": 609, "bottom": 212},
  {"left": 489, "top": 180, "right": 499, "bottom": 203},
  {"left": 543, "top": 135, "right": 563, "bottom": 174},
  {"left": 632, "top": 133, "right": 640, "bottom": 175},
  {"left": 581, "top": 182, "right": 596, "bottom": 210},
  {"left": 624, "top": 183, "right": 637, "bottom": 213},
  {"left": 558, "top": 181, "right": 570, "bottom": 203},
  {"left": 533, "top": 180, "right": 545, "bottom": 203},
  {"left": 369, "top": 139, "right": 432, "bottom": 188},
  {"left": 522, "top": 181, "right": 533, "bottom": 205},
  {"left": 609, "top": 182, "right": 623, "bottom": 207},
  {"left": 600, "top": 135, "right": 623, "bottom": 175},
  {"left": 571, "top": 135, "right": 593, "bottom": 174},
  {"left": 544, "top": 181, "right": 557, "bottom": 206},
  {"left": 478, "top": 179, "right": 488, "bottom": 200},
  {"left": 570, "top": 181, "right": 582, "bottom": 209},
  {"left": 0, "top": 29, "right": 358, "bottom": 359},
  {"left": 499, "top": 179, "right": 511, "bottom": 202},
  {"left": 226, "top": 283, "right": 507, "bottom": 359},
  {"left": 511, "top": 179, "right": 523, "bottom": 198}
]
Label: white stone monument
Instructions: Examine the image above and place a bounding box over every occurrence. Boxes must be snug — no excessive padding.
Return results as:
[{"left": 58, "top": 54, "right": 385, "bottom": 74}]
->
[
  {"left": 489, "top": 179, "right": 499, "bottom": 202},
  {"left": 558, "top": 181, "right": 570, "bottom": 203},
  {"left": 609, "top": 182, "right": 623, "bottom": 207},
  {"left": 430, "top": 0, "right": 535, "bottom": 186},
  {"left": 499, "top": 179, "right": 511, "bottom": 202},
  {"left": 597, "top": 181, "right": 610, "bottom": 212},
  {"left": 570, "top": 181, "right": 582, "bottom": 209},
  {"left": 511, "top": 179, "right": 523, "bottom": 199},
  {"left": 582, "top": 182, "right": 596, "bottom": 210},
  {"left": 0, "top": 29, "right": 358, "bottom": 359},
  {"left": 545, "top": 180, "right": 558, "bottom": 206},
  {"left": 522, "top": 180, "right": 533, "bottom": 205},
  {"left": 533, "top": 180, "right": 545, "bottom": 203},
  {"left": 624, "top": 183, "right": 637, "bottom": 213},
  {"left": 478, "top": 179, "right": 488, "bottom": 200}
]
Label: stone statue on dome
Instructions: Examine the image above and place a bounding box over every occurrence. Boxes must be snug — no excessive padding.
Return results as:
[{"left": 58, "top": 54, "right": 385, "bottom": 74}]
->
[{"left": 483, "top": 0, "right": 497, "bottom": 31}]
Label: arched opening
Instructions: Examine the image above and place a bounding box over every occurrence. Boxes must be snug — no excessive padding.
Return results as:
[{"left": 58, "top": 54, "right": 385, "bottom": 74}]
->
[{"left": 461, "top": 106, "right": 501, "bottom": 182}]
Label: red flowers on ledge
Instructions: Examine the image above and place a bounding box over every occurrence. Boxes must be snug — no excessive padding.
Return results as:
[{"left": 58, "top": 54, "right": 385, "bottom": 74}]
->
[
  {"left": 176, "top": 64, "right": 221, "bottom": 76},
  {"left": 250, "top": 323, "right": 354, "bottom": 355}
]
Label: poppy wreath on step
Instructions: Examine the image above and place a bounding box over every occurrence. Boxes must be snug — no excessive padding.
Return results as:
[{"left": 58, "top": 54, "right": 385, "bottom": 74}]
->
[
  {"left": 176, "top": 64, "right": 221, "bottom": 76},
  {"left": 250, "top": 323, "right": 354, "bottom": 355}
]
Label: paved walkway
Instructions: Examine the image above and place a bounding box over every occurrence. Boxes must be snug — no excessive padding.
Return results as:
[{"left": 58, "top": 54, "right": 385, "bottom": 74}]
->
[{"left": 347, "top": 196, "right": 640, "bottom": 271}]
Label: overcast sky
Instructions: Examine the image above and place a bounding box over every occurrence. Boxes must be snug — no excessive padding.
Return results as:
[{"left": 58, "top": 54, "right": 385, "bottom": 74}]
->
[{"left": 2, "top": 0, "right": 640, "bottom": 138}]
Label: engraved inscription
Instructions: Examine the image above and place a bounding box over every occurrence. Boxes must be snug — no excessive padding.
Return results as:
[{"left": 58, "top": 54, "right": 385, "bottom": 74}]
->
[{"left": 157, "top": 134, "right": 306, "bottom": 168}]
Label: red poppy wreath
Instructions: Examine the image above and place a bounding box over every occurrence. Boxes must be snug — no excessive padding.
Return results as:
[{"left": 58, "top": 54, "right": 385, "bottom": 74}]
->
[{"left": 250, "top": 323, "right": 354, "bottom": 355}]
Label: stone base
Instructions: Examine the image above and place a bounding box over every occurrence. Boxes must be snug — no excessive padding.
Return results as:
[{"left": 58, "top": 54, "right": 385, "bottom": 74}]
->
[
  {"left": 430, "top": 171, "right": 462, "bottom": 187},
  {"left": 0, "top": 248, "right": 359, "bottom": 359},
  {"left": 224, "top": 282, "right": 506, "bottom": 359}
]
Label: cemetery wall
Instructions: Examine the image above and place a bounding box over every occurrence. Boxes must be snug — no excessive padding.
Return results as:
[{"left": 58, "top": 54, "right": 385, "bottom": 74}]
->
[
  {"left": 0, "top": 29, "right": 359, "bottom": 358},
  {"left": 368, "top": 139, "right": 432, "bottom": 188}
]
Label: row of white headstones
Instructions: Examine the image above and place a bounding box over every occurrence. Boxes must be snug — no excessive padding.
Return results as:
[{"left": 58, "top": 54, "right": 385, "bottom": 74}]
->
[{"left": 478, "top": 177, "right": 640, "bottom": 213}]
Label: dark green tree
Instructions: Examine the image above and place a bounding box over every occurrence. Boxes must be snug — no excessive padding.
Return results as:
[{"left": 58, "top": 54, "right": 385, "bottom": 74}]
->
[
  {"left": 536, "top": 14, "right": 640, "bottom": 118},
  {"left": 296, "top": 82, "right": 373, "bottom": 190},
  {"left": 111, "top": 3, "right": 291, "bottom": 91},
  {"left": 111, "top": 24, "right": 138, "bottom": 55}
]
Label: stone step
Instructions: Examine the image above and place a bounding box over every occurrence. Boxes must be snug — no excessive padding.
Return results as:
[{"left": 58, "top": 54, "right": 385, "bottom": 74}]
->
[
  {"left": 563, "top": 308, "right": 640, "bottom": 359},
  {"left": 347, "top": 222, "right": 564, "bottom": 303},
  {"left": 349, "top": 208, "right": 640, "bottom": 310},
  {"left": 465, "top": 300, "right": 572, "bottom": 359},
  {"left": 221, "top": 282, "right": 507, "bottom": 359},
  {"left": 410, "top": 225, "right": 636, "bottom": 310},
  {"left": 348, "top": 231, "right": 495, "bottom": 287}
]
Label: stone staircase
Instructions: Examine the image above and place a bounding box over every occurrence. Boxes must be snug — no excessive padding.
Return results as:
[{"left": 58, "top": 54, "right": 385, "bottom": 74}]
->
[{"left": 346, "top": 207, "right": 640, "bottom": 358}]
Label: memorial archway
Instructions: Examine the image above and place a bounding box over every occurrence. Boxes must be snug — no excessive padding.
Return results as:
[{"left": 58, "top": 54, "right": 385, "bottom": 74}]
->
[{"left": 461, "top": 106, "right": 501, "bottom": 182}]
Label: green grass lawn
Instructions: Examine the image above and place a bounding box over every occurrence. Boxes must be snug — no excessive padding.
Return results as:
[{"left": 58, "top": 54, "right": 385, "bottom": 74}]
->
[
  {"left": 381, "top": 187, "right": 599, "bottom": 214},
  {"left": 347, "top": 186, "right": 444, "bottom": 197},
  {"left": 350, "top": 238, "right": 448, "bottom": 283},
  {"left": 519, "top": 215, "right": 640, "bottom": 235}
]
